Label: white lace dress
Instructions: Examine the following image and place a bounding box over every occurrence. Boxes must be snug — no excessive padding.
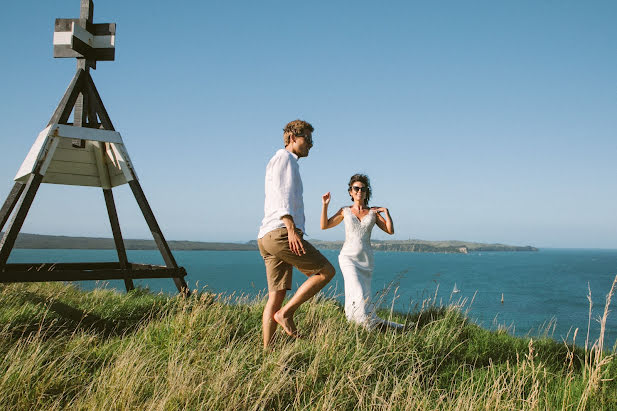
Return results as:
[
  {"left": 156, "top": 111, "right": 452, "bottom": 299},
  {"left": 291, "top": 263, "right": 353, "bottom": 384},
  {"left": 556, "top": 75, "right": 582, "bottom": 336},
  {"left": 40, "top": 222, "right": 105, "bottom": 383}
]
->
[{"left": 338, "top": 207, "right": 403, "bottom": 330}]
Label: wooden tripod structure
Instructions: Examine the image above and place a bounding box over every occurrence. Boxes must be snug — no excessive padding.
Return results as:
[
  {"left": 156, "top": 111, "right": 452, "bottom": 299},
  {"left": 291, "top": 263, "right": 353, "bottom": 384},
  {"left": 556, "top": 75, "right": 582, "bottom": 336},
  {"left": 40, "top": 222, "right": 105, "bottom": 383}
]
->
[{"left": 0, "top": 0, "right": 188, "bottom": 294}]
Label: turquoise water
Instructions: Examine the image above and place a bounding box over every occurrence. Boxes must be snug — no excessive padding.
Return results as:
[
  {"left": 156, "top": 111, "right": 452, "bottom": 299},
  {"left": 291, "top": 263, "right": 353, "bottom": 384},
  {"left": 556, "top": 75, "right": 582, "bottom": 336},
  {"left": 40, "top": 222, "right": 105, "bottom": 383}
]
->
[{"left": 7, "top": 248, "right": 617, "bottom": 347}]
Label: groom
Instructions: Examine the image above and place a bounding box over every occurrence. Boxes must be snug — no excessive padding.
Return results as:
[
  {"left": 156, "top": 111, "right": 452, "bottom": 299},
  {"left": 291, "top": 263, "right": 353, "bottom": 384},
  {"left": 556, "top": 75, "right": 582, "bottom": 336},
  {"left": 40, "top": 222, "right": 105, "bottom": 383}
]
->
[{"left": 257, "top": 119, "right": 335, "bottom": 348}]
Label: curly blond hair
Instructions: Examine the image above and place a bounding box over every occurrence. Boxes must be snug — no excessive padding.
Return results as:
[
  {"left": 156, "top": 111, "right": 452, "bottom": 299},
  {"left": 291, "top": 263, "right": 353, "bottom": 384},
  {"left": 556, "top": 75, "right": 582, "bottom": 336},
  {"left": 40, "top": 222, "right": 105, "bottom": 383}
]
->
[{"left": 283, "top": 119, "right": 314, "bottom": 147}]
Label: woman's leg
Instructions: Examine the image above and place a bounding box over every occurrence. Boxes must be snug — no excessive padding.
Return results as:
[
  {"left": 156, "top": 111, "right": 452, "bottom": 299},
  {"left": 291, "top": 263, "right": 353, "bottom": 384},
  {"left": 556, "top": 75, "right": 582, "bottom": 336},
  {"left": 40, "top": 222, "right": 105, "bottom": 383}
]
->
[{"left": 340, "top": 262, "right": 373, "bottom": 326}]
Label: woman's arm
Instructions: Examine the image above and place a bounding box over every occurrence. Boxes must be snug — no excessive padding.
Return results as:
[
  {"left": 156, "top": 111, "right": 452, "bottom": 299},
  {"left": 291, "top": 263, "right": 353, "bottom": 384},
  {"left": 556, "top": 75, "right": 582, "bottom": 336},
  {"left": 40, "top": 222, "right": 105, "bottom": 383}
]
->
[
  {"left": 372, "top": 207, "right": 394, "bottom": 234},
  {"left": 321, "top": 192, "right": 344, "bottom": 229}
]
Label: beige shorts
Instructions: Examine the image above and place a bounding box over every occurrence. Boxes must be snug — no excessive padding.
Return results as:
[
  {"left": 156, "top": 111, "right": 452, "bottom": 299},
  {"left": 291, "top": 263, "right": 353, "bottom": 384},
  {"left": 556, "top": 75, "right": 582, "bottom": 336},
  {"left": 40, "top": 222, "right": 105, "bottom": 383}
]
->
[{"left": 257, "top": 227, "right": 332, "bottom": 292}]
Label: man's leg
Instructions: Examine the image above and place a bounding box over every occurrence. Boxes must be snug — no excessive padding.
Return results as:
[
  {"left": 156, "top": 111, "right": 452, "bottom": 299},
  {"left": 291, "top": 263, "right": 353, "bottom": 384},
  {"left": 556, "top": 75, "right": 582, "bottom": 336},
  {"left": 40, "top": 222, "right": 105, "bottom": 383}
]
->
[
  {"left": 263, "top": 289, "right": 286, "bottom": 348},
  {"left": 274, "top": 262, "right": 335, "bottom": 335}
]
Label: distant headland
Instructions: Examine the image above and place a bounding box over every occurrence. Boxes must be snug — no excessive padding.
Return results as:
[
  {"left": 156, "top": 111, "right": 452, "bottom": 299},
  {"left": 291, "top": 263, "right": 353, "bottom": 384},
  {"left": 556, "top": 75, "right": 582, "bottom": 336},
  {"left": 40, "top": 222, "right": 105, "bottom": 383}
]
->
[{"left": 6, "top": 233, "right": 538, "bottom": 253}]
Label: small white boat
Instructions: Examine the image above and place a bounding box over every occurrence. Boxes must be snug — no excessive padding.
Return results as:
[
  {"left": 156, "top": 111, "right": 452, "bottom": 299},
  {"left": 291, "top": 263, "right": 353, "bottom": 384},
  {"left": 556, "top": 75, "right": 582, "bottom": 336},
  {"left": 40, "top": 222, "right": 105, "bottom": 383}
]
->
[{"left": 452, "top": 283, "right": 460, "bottom": 294}]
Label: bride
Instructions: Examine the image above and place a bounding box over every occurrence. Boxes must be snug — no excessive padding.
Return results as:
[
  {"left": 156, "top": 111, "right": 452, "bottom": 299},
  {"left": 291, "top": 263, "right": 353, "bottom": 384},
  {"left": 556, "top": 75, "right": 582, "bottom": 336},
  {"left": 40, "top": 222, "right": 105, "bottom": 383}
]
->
[{"left": 321, "top": 174, "right": 404, "bottom": 330}]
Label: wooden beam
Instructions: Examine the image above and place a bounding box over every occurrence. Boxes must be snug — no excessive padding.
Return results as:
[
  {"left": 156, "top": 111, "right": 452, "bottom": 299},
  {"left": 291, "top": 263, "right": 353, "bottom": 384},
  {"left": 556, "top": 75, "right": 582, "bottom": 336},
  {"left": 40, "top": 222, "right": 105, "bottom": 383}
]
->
[
  {"left": 0, "top": 173, "right": 43, "bottom": 266},
  {"left": 73, "top": 88, "right": 87, "bottom": 128},
  {"left": 103, "top": 188, "right": 134, "bottom": 291},
  {"left": 84, "top": 72, "right": 115, "bottom": 130},
  {"left": 107, "top": 143, "right": 135, "bottom": 183},
  {"left": 38, "top": 137, "right": 61, "bottom": 176},
  {"left": 15, "top": 131, "right": 59, "bottom": 183},
  {"left": 42, "top": 173, "right": 101, "bottom": 187},
  {"left": 92, "top": 23, "right": 116, "bottom": 36},
  {"left": 53, "top": 147, "right": 96, "bottom": 163},
  {"left": 128, "top": 180, "right": 189, "bottom": 295},
  {"left": 0, "top": 182, "right": 25, "bottom": 232},
  {"left": 52, "top": 124, "right": 123, "bottom": 144},
  {"left": 86, "top": 81, "right": 99, "bottom": 127},
  {"left": 53, "top": 45, "right": 82, "bottom": 59},
  {"left": 77, "top": 56, "right": 96, "bottom": 71},
  {"left": 71, "top": 36, "right": 115, "bottom": 61},
  {"left": 93, "top": 143, "right": 111, "bottom": 188},
  {"left": 80, "top": 0, "right": 94, "bottom": 24},
  {"left": 45, "top": 161, "right": 99, "bottom": 177},
  {"left": 55, "top": 18, "right": 80, "bottom": 32},
  {"left": 48, "top": 69, "right": 86, "bottom": 126},
  {"left": 53, "top": 20, "right": 116, "bottom": 37},
  {"left": 55, "top": 37, "right": 115, "bottom": 57}
]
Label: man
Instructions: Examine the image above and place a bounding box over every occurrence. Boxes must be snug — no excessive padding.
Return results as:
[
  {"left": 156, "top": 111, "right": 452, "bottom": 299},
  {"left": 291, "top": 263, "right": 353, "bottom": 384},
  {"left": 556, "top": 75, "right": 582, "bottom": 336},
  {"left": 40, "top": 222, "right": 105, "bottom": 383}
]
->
[{"left": 257, "top": 119, "right": 335, "bottom": 348}]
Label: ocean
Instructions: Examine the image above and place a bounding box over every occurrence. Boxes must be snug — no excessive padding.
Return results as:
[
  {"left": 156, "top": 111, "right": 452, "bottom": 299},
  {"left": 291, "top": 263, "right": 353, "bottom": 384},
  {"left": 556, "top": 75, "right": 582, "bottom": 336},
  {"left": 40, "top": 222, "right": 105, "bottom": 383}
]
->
[{"left": 6, "top": 248, "right": 617, "bottom": 347}]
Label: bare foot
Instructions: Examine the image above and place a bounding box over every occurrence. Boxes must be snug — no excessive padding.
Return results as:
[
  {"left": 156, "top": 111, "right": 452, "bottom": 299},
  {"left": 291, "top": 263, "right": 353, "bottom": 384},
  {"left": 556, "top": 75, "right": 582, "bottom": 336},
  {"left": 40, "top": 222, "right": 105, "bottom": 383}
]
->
[{"left": 273, "top": 311, "right": 299, "bottom": 338}]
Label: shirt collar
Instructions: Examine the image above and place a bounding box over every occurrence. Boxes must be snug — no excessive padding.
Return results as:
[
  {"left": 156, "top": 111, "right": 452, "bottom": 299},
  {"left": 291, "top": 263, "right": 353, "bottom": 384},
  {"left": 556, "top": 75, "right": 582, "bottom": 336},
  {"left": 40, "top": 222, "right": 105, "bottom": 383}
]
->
[{"left": 285, "top": 148, "right": 299, "bottom": 160}]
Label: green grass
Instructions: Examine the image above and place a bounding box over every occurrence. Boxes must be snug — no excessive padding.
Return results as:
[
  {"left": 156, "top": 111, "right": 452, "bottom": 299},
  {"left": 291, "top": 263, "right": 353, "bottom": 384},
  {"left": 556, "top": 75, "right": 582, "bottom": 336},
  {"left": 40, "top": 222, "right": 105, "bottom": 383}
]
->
[{"left": 0, "top": 280, "right": 615, "bottom": 410}]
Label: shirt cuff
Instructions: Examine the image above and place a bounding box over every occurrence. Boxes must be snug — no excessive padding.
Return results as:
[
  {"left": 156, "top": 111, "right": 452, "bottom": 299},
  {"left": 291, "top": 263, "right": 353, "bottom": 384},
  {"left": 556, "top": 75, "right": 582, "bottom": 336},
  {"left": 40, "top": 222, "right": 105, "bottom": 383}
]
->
[{"left": 273, "top": 208, "right": 294, "bottom": 222}]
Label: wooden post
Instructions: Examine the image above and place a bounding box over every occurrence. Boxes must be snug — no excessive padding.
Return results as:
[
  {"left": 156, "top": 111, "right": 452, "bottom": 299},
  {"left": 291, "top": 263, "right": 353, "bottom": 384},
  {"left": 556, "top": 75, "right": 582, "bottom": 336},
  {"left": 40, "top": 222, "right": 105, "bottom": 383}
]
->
[
  {"left": 103, "top": 188, "right": 134, "bottom": 291},
  {"left": 79, "top": 0, "right": 96, "bottom": 71},
  {"left": 84, "top": 72, "right": 114, "bottom": 130},
  {"left": 129, "top": 180, "right": 189, "bottom": 295},
  {"left": 0, "top": 173, "right": 43, "bottom": 266},
  {"left": 48, "top": 69, "right": 86, "bottom": 126},
  {"left": 73, "top": 87, "right": 88, "bottom": 127},
  {"left": 94, "top": 138, "right": 133, "bottom": 291},
  {"left": 80, "top": 0, "right": 94, "bottom": 25},
  {"left": 86, "top": 80, "right": 99, "bottom": 128},
  {"left": 72, "top": 68, "right": 88, "bottom": 148},
  {"left": 0, "top": 182, "right": 26, "bottom": 232}
]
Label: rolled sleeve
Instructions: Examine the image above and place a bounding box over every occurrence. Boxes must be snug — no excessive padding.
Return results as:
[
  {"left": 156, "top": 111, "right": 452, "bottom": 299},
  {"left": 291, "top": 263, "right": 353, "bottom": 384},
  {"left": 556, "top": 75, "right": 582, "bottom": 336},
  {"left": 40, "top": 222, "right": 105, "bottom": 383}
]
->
[{"left": 269, "top": 156, "right": 295, "bottom": 219}]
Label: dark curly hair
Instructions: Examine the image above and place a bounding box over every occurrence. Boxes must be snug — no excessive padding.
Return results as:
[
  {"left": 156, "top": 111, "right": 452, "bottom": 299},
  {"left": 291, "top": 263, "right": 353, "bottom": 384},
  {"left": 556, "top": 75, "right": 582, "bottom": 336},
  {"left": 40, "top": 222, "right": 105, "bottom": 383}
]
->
[
  {"left": 283, "top": 119, "right": 314, "bottom": 146},
  {"left": 348, "top": 174, "right": 371, "bottom": 205}
]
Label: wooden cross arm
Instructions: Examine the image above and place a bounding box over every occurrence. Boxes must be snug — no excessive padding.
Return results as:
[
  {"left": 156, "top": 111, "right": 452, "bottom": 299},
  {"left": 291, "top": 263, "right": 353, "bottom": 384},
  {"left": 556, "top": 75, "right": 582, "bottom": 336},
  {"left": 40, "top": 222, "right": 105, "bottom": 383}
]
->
[
  {"left": 55, "top": 18, "right": 115, "bottom": 35},
  {"left": 54, "top": 18, "right": 115, "bottom": 61}
]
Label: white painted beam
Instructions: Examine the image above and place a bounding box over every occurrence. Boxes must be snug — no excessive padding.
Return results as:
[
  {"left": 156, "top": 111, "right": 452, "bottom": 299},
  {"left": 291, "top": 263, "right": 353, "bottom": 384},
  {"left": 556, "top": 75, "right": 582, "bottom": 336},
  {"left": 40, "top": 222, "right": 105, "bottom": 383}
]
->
[
  {"left": 50, "top": 124, "right": 123, "bottom": 144},
  {"left": 53, "top": 22, "right": 115, "bottom": 49},
  {"left": 15, "top": 126, "right": 52, "bottom": 181}
]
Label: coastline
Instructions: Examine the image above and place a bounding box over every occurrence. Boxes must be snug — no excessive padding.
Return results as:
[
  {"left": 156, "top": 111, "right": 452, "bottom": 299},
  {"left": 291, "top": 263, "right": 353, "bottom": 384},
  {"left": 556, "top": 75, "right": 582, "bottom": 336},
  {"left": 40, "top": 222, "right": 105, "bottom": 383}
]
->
[{"left": 7, "top": 232, "right": 538, "bottom": 253}]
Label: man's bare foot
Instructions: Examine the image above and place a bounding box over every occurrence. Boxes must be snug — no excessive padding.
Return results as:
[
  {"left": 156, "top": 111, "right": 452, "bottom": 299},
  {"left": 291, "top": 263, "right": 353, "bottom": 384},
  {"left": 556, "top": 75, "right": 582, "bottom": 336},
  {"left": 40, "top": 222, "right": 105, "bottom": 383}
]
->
[{"left": 273, "top": 311, "right": 299, "bottom": 338}]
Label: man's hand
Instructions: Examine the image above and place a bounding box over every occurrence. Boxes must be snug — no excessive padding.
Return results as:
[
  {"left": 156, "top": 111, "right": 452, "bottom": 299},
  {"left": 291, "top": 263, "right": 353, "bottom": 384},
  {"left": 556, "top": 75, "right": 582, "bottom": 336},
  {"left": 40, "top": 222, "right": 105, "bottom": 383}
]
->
[
  {"left": 287, "top": 228, "right": 306, "bottom": 256},
  {"left": 371, "top": 207, "right": 387, "bottom": 214},
  {"left": 281, "top": 215, "right": 306, "bottom": 256}
]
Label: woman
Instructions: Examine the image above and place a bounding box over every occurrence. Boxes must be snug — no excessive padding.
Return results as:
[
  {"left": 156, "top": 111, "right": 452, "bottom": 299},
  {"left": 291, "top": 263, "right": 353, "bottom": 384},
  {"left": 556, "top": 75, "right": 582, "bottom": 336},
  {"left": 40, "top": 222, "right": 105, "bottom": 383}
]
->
[{"left": 321, "top": 174, "right": 404, "bottom": 330}]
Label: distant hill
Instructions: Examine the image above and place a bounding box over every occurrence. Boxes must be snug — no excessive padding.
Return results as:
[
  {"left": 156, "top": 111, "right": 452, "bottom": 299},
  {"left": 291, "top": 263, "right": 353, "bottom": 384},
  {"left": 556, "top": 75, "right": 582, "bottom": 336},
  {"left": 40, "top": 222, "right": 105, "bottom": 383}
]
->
[
  {"left": 2, "top": 232, "right": 537, "bottom": 253},
  {"left": 308, "top": 239, "right": 538, "bottom": 253},
  {"left": 8, "top": 233, "right": 256, "bottom": 251}
]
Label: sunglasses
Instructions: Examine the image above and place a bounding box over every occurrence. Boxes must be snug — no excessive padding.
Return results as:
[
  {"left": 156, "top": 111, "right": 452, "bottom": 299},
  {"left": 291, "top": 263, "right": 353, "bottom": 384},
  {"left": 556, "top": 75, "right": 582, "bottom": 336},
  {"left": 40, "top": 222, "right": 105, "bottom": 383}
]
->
[{"left": 351, "top": 186, "right": 368, "bottom": 193}]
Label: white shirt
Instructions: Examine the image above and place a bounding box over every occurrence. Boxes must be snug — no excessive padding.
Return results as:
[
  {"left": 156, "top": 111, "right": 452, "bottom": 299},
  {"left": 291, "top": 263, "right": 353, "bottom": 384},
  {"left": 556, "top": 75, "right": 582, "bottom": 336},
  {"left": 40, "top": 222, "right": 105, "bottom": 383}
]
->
[{"left": 258, "top": 149, "right": 305, "bottom": 238}]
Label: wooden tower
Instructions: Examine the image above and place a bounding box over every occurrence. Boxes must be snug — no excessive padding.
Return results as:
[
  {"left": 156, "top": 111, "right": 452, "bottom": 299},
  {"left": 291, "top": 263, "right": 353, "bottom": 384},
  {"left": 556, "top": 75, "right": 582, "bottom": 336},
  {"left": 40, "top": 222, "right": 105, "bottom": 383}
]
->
[{"left": 0, "top": 0, "right": 189, "bottom": 294}]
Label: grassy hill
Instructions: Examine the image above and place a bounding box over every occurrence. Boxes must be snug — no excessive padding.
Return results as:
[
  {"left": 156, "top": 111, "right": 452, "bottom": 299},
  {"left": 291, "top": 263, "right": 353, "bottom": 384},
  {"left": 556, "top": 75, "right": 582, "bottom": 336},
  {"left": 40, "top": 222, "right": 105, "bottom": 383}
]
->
[
  {"left": 0, "top": 281, "right": 614, "bottom": 409},
  {"left": 7, "top": 232, "right": 538, "bottom": 253}
]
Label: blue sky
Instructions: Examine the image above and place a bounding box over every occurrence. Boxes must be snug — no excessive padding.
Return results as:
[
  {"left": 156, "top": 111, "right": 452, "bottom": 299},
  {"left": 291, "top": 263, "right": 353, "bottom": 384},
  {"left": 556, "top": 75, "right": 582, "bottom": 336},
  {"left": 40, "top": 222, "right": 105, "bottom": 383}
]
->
[{"left": 1, "top": 1, "right": 615, "bottom": 248}]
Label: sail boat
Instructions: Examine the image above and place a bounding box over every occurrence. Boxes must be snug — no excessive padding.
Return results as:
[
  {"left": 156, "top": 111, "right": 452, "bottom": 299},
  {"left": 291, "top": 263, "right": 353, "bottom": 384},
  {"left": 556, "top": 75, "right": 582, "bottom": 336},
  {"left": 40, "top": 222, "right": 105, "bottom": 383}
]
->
[{"left": 452, "top": 283, "right": 460, "bottom": 294}]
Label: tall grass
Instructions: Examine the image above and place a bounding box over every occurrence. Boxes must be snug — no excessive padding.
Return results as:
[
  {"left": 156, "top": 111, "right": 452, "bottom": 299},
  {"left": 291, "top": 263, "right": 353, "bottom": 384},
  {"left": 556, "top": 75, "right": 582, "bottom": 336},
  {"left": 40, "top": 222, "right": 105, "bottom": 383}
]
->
[{"left": 0, "top": 277, "right": 615, "bottom": 410}]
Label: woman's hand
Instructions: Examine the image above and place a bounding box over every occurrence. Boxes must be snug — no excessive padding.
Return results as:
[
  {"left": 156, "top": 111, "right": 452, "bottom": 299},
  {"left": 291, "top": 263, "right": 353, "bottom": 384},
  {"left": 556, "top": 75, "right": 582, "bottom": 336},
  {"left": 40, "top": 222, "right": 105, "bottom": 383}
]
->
[
  {"left": 373, "top": 207, "right": 394, "bottom": 234},
  {"left": 322, "top": 192, "right": 331, "bottom": 206}
]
